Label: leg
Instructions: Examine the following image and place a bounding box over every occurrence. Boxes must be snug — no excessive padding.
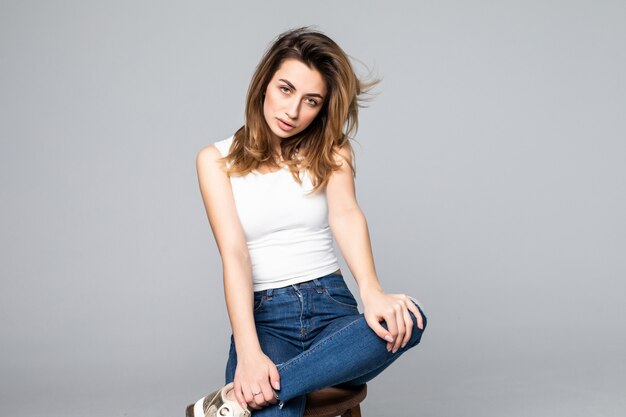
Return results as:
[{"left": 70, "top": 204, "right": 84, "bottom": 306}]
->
[
  {"left": 225, "top": 289, "right": 308, "bottom": 417},
  {"left": 337, "top": 302, "right": 427, "bottom": 387},
  {"left": 272, "top": 274, "right": 427, "bottom": 407}
]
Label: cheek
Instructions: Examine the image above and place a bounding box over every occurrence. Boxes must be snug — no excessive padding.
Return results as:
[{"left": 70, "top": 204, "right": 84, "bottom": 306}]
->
[
  {"left": 262, "top": 92, "right": 275, "bottom": 120},
  {"left": 265, "top": 88, "right": 283, "bottom": 108},
  {"left": 302, "top": 108, "right": 322, "bottom": 126}
]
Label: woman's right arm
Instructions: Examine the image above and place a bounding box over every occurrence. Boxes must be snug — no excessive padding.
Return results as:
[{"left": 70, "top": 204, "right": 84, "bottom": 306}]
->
[{"left": 195, "top": 145, "right": 280, "bottom": 411}]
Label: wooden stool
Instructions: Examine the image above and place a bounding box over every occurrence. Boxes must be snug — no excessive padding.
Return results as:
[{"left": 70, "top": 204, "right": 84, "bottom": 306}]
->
[{"left": 303, "top": 384, "right": 367, "bottom": 417}]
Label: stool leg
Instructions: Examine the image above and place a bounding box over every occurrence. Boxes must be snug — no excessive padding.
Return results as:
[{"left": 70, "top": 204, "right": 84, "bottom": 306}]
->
[{"left": 341, "top": 405, "right": 362, "bottom": 417}]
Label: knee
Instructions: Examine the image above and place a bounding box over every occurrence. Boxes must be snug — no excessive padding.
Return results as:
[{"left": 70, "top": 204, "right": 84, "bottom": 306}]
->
[
  {"left": 379, "top": 301, "right": 427, "bottom": 348},
  {"left": 406, "top": 302, "right": 427, "bottom": 347},
  {"left": 411, "top": 301, "right": 427, "bottom": 329}
]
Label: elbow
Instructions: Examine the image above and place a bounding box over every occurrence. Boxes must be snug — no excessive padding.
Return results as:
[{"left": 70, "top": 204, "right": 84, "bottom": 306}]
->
[
  {"left": 329, "top": 206, "right": 363, "bottom": 228},
  {"left": 219, "top": 245, "right": 251, "bottom": 265}
]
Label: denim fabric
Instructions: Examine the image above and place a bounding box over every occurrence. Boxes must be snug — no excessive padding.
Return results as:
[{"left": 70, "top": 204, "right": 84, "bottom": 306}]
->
[{"left": 225, "top": 271, "right": 427, "bottom": 416}]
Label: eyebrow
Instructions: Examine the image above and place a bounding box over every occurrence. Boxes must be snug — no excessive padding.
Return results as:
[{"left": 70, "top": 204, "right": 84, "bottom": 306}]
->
[{"left": 278, "top": 78, "right": 325, "bottom": 99}]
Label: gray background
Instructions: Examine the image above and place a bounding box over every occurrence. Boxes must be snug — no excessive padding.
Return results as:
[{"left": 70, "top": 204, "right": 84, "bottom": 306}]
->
[{"left": 1, "top": 1, "right": 624, "bottom": 416}]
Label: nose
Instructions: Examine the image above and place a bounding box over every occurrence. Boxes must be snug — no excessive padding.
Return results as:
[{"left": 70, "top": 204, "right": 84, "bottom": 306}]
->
[{"left": 285, "top": 97, "right": 300, "bottom": 120}]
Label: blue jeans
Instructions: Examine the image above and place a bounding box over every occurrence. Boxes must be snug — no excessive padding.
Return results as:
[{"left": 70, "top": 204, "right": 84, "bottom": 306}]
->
[{"left": 225, "top": 271, "right": 427, "bottom": 416}]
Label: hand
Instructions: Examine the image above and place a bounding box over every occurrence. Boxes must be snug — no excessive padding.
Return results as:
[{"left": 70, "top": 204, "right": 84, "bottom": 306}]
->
[
  {"left": 232, "top": 349, "right": 281, "bottom": 411},
  {"left": 360, "top": 288, "right": 424, "bottom": 353}
]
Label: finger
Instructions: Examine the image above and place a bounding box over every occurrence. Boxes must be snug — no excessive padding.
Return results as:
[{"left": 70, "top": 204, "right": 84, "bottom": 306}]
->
[
  {"left": 233, "top": 380, "right": 248, "bottom": 411},
  {"left": 268, "top": 365, "right": 281, "bottom": 403},
  {"left": 252, "top": 385, "right": 268, "bottom": 407},
  {"left": 242, "top": 386, "right": 261, "bottom": 410},
  {"left": 406, "top": 299, "right": 424, "bottom": 330},
  {"left": 260, "top": 380, "right": 276, "bottom": 405},
  {"left": 392, "top": 306, "right": 405, "bottom": 353},
  {"left": 384, "top": 310, "right": 399, "bottom": 352},
  {"left": 365, "top": 315, "right": 395, "bottom": 347},
  {"left": 401, "top": 305, "right": 413, "bottom": 348}
]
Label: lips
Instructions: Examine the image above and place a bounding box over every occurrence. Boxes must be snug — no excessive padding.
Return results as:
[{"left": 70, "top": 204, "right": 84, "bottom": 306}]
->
[{"left": 277, "top": 118, "right": 295, "bottom": 132}]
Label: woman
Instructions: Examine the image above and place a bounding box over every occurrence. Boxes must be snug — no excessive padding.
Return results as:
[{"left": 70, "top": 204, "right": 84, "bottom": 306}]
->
[{"left": 189, "top": 26, "right": 427, "bottom": 417}]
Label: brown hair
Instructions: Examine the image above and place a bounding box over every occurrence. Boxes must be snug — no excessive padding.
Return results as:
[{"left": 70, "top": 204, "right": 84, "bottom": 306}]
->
[{"left": 220, "top": 26, "right": 379, "bottom": 195}]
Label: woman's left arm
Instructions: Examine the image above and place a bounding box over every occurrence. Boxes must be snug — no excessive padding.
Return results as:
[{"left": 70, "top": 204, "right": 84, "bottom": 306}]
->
[{"left": 327, "top": 145, "right": 424, "bottom": 353}]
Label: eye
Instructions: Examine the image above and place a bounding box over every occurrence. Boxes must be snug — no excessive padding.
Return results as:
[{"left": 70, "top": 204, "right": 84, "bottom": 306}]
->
[
  {"left": 305, "top": 98, "right": 319, "bottom": 107},
  {"left": 279, "top": 85, "right": 291, "bottom": 94}
]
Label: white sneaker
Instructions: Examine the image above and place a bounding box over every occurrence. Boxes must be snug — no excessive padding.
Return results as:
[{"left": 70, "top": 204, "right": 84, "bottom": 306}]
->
[{"left": 186, "top": 382, "right": 251, "bottom": 417}]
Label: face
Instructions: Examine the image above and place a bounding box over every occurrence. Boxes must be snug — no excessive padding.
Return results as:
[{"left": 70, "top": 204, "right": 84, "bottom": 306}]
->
[{"left": 263, "top": 58, "right": 327, "bottom": 144}]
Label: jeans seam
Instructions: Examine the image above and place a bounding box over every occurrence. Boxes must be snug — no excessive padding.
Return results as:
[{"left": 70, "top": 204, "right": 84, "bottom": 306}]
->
[
  {"left": 323, "top": 288, "right": 359, "bottom": 308},
  {"left": 276, "top": 315, "right": 363, "bottom": 373}
]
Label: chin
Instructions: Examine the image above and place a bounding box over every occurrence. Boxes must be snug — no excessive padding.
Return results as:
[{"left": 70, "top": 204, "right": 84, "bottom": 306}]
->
[{"left": 272, "top": 128, "right": 297, "bottom": 140}]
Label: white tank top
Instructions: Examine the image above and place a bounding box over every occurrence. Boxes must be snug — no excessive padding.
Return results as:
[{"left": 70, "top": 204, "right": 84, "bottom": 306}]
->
[{"left": 213, "top": 135, "right": 341, "bottom": 291}]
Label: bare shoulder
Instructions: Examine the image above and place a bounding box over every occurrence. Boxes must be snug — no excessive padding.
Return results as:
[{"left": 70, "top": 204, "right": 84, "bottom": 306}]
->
[
  {"left": 327, "top": 142, "right": 358, "bottom": 218},
  {"left": 196, "top": 144, "right": 225, "bottom": 169},
  {"left": 332, "top": 142, "right": 354, "bottom": 173},
  {"left": 196, "top": 144, "right": 233, "bottom": 183}
]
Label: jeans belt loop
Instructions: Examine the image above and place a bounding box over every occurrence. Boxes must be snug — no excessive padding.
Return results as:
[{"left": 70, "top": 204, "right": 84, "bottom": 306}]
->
[
  {"left": 267, "top": 288, "right": 273, "bottom": 300},
  {"left": 313, "top": 278, "right": 324, "bottom": 293}
]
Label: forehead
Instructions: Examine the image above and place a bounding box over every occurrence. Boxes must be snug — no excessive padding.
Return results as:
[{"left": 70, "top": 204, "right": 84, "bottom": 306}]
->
[{"left": 272, "top": 58, "right": 326, "bottom": 94}]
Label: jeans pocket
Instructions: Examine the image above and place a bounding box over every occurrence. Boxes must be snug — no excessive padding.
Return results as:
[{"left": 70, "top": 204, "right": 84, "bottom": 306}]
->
[
  {"left": 323, "top": 285, "right": 359, "bottom": 308},
  {"left": 253, "top": 293, "right": 265, "bottom": 312}
]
